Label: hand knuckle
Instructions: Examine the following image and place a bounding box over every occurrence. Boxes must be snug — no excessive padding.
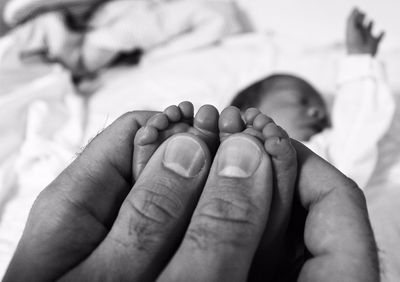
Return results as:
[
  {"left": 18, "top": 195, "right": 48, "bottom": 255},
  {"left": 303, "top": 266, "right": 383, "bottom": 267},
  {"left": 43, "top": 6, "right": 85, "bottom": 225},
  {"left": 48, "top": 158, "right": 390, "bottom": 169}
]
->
[
  {"left": 198, "top": 196, "right": 258, "bottom": 226},
  {"left": 127, "top": 182, "right": 183, "bottom": 226},
  {"left": 185, "top": 195, "right": 259, "bottom": 250},
  {"left": 120, "top": 187, "right": 181, "bottom": 251}
]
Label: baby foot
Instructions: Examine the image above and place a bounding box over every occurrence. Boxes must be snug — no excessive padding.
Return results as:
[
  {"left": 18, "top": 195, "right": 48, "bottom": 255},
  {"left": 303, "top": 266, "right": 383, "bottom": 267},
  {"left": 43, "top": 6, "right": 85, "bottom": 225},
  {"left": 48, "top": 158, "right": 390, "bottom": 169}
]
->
[
  {"left": 219, "top": 106, "right": 297, "bottom": 279},
  {"left": 220, "top": 107, "right": 297, "bottom": 183},
  {"left": 133, "top": 101, "right": 219, "bottom": 181}
]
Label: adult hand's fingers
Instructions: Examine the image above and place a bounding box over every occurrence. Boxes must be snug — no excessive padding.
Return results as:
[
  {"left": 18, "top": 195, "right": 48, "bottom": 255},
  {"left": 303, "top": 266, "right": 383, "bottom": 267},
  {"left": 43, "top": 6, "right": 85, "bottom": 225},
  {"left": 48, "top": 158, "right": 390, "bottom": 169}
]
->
[
  {"left": 4, "top": 111, "right": 156, "bottom": 282},
  {"left": 159, "top": 134, "right": 274, "bottom": 282},
  {"left": 62, "top": 134, "right": 212, "bottom": 281},
  {"left": 292, "top": 140, "right": 379, "bottom": 282}
]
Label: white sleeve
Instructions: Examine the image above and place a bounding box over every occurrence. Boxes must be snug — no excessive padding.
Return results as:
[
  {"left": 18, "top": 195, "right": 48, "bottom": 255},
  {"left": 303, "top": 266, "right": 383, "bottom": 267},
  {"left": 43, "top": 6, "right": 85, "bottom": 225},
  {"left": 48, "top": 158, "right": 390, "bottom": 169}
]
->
[{"left": 307, "top": 55, "right": 395, "bottom": 189}]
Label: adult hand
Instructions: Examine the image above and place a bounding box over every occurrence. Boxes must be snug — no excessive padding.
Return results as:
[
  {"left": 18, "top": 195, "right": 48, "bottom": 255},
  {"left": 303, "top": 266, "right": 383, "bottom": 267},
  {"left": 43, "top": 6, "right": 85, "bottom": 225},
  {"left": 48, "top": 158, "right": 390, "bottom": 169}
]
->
[
  {"left": 3, "top": 110, "right": 156, "bottom": 281},
  {"left": 3, "top": 110, "right": 274, "bottom": 282},
  {"left": 264, "top": 140, "right": 379, "bottom": 282}
]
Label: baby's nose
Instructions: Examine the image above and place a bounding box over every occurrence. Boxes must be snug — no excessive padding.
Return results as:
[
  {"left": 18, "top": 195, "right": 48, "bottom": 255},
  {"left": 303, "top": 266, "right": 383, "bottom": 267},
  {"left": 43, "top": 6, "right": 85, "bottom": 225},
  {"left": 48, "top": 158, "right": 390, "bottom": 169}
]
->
[
  {"left": 307, "top": 107, "right": 330, "bottom": 128},
  {"left": 307, "top": 106, "right": 326, "bottom": 120}
]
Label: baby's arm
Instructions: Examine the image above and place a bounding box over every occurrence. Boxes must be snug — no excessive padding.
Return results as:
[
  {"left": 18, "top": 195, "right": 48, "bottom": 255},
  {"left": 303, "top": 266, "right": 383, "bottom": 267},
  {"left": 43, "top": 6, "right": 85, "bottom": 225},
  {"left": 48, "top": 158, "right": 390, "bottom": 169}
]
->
[{"left": 307, "top": 8, "right": 394, "bottom": 189}]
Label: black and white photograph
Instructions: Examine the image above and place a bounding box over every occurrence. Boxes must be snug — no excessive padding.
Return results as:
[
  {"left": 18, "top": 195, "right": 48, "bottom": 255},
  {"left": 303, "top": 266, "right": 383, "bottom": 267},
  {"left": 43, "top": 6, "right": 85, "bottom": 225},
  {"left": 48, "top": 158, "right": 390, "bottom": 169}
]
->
[{"left": 0, "top": 0, "right": 399, "bottom": 281}]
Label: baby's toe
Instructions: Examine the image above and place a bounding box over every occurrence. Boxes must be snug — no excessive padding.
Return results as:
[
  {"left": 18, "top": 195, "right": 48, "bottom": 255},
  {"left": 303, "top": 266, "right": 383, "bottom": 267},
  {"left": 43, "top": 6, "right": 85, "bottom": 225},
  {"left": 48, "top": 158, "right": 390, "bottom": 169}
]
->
[
  {"left": 263, "top": 123, "right": 288, "bottom": 139},
  {"left": 253, "top": 113, "right": 274, "bottom": 131},
  {"left": 263, "top": 123, "right": 292, "bottom": 159},
  {"left": 219, "top": 106, "right": 245, "bottom": 142},
  {"left": 193, "top": 104, "right": 219, "bottom": 134},
  {"left": 244, "top": 108, "right": 261, "bottom": 125},
  {"left": 134, "top": 126, "right": 159, "bottom": 146},
  {"left": 133, "top": 125, "right": 161, "bottom": 180},
  {"left": 265, "top": 137, "right": 295, "bottom": 164},
  {"left": 178, "top": 101, "right": 195, "bottom": 122},
  {"left": 146, "top": 113, "right": 170, "bottom": 130},
  {"left": 189, "top": 104, "right": 220, "bottom": 155},
  {"left": 164, "top": 105, "right": 181, "bottom": 123},
  {"left": 243, "top": 112, "right": 274, "bottom": 141}
]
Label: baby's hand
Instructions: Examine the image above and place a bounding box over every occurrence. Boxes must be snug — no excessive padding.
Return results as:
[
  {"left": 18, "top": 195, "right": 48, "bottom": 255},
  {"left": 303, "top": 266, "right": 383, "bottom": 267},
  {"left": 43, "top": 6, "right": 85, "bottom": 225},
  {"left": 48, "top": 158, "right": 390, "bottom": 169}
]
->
[{"left": 346, "top": 8, "right": 384, "bottom": 56}]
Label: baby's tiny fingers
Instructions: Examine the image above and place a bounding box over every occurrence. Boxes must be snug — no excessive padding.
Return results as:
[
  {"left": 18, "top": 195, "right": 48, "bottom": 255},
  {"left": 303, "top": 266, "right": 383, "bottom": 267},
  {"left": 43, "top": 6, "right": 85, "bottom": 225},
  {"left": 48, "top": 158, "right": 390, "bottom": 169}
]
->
[
  {"left": 348, "top": 8, "right": 359, "bottom": 22},
  {"left": 366, "top": 21, "right": 374, "bottom": 33},
  {"left": 376, "top": 31, "right": 385, "bottom": 43},
  {"left": 356, "top": 11, "right": 365, "bottom": 25}
]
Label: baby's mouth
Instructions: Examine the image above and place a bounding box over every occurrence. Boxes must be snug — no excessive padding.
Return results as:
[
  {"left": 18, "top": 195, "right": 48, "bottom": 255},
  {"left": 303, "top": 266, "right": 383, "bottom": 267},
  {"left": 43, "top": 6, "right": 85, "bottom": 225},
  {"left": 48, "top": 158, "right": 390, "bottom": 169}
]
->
[
  {"left": 309, "top": 123, "right": 324, "bottom": 133},
  {"left": 298, "top": 123, "right": 324, "bottom": 141}
]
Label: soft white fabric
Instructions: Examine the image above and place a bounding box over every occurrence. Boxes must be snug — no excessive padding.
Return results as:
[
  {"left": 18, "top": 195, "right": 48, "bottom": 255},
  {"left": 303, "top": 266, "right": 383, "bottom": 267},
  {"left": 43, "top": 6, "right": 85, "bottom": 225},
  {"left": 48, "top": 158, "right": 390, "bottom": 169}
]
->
[
  {"left": 87, "top": 0, "right": 248, "bottom": 55},
  {"left": 3, "top": 0, "right": 97, "bottom": 26},
  {"left": 1, "top": 12, "right": 83, "bottom": 70},
  {"left": 306, "top": 55, "right": 396, "bottom": 189},
  {"left": 4, "top": 0, "right": 249, "bottom": 72},
  {"left": 0, "top": 96, "right": 84, "bottom": 275}
]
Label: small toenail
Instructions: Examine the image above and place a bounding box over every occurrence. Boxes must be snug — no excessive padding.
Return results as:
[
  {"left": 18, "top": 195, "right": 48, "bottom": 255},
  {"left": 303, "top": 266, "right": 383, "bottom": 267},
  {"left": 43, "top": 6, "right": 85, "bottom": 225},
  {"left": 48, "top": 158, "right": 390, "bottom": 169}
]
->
[
  {"left": 217, "top": 136, "right": 262, "bottom": 178},
  {"left": 163, "top": 135, "right": 206, "bottom": 178}
]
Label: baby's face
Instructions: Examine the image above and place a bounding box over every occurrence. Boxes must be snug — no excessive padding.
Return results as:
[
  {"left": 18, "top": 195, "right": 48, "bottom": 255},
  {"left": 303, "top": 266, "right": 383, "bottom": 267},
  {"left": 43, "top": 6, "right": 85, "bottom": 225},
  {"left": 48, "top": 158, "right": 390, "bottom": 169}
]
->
[{"left": 258, "top": 85, "right": 329, "bottom": 141}]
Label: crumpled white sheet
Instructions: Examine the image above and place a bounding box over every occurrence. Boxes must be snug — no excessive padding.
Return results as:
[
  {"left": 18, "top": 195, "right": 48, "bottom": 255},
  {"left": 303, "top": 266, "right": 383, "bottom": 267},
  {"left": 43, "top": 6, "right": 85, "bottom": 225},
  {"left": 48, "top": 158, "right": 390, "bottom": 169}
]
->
[
  {"left": 3, "top": 0, "right": 250, "bottom": 73},
  {"left": 0, "top": 95, "right": 85, "bottom": 275},
  {"left": 87, "top": 0, "right": 247, "bottom": 51},
  {"left": 0, "top": 32, "right": 86, "bottom": 275}
]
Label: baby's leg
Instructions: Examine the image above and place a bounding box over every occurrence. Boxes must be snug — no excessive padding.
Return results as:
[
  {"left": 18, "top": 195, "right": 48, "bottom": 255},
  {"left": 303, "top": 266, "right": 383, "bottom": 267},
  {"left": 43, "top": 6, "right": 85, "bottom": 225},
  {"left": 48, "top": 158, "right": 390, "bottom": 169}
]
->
[
  {"left": 133, "top": 101, "right": 219, "bottom": 181},
  {"left": 219, "top": 106, "right": 297, "bottom": 279}
]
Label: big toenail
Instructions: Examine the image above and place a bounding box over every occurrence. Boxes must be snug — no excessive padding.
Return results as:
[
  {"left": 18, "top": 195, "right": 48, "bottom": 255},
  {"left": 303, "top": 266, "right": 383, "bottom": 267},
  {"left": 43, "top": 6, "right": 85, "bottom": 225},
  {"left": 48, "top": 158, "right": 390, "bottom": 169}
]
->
[
  {"left": 217, "top": 136, "right": 261, "bottom": 178},
  {"left": 163, "top": 135, "right": 206, "bottom": 178}
]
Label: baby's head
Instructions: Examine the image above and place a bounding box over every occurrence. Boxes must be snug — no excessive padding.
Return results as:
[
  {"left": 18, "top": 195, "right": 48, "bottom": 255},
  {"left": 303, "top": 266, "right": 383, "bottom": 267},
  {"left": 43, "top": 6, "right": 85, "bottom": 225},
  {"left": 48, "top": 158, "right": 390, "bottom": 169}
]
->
[{"left": 231, "top": 74, "right": 330, "bottom": 141}]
